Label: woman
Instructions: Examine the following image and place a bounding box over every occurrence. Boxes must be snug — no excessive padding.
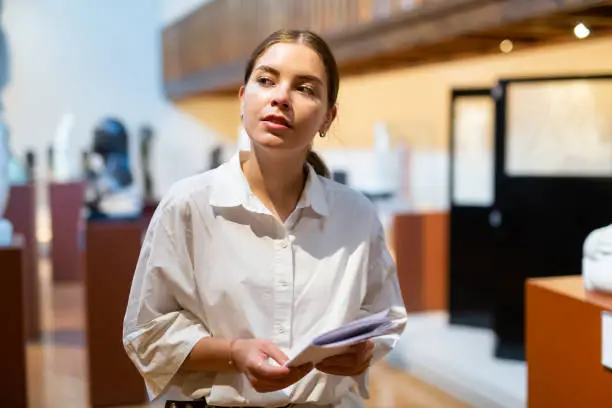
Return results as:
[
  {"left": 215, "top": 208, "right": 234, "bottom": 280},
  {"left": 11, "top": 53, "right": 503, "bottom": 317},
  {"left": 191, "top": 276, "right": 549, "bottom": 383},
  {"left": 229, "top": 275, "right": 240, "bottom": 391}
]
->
[{"left": 123, "top": 29, "right": 407, "bottom": 408}]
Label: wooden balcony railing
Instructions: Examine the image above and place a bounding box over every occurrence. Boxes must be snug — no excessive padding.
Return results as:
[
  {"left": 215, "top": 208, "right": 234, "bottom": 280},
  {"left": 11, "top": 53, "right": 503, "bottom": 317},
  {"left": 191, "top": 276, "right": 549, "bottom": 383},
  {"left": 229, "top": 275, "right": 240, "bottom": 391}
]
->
[
  {"left": 163, "top": 0, "right": 612, "bottom": 99},
  {"left": 163, "top": 0, "right": 429, "bottom": 89}
]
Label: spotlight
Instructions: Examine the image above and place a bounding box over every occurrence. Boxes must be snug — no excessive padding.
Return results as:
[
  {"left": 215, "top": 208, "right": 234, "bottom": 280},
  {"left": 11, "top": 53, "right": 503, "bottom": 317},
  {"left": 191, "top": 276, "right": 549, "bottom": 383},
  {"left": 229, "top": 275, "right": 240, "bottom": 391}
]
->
[
  {"left": 574, "top": 22, "right": 590, "bottom": 39},
  {"left": 500, "top": 39, "right": 513, "bottom": 53}
]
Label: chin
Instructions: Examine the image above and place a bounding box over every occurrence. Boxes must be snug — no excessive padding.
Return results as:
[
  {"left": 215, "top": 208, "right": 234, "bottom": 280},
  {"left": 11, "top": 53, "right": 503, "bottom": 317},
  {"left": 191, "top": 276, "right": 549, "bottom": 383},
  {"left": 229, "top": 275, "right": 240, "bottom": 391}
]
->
[{"left": 252, "top": 132, "right": 288, "bottom": 149}]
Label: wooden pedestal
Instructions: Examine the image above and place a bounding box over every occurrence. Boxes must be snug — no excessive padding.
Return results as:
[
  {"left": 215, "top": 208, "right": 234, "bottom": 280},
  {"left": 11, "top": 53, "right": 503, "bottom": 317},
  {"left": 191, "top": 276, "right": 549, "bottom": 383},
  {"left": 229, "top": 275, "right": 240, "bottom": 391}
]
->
[
  {"left": 0, "top": 236, "right": 28, "bottom": 407},
  {"left": 84, "top": 219, "right": 147, "bottom": 407},
  {"left": 527, "top": 276, "right": 612, "bottom": 407},
  {"left": 5, "top": 183, "right": 40, "bottom": 340},
  {"left": 393, "top": 212, "right": 448, "bottom": 312},
  {"left": 49, "top": 181, "right": 85, "bottom": 282}
]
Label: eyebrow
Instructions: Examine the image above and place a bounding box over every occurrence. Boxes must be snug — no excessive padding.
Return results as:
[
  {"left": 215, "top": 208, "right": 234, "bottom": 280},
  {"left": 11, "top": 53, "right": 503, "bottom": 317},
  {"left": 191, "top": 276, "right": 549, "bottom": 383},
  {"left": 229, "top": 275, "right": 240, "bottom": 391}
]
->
[{"left": 254, "top": 65, "right": 324, "bottom": 86}]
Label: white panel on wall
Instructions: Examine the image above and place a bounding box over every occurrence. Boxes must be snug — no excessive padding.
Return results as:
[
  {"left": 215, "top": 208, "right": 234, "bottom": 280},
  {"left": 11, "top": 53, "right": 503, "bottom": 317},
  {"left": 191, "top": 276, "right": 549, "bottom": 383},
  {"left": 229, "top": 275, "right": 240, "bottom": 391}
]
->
[
  {"left": 319, "top": 147, "right": 449, "bottom": 213},
  {"left": 3, "top": 0, "right": 222, "bottom": 198},
  {"left": 506, "top": 79, "right": 612, "bottom": 177}
]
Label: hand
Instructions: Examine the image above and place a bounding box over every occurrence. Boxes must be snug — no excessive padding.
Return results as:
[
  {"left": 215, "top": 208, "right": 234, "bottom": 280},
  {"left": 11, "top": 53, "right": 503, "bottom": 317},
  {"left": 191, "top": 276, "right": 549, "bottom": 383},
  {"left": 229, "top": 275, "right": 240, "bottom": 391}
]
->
[
  {"left": 231, "top": 339, "right": 313, "bottom": 393},
  {"left": 315, "top": 340, "right": 374, "bottom": 376}
]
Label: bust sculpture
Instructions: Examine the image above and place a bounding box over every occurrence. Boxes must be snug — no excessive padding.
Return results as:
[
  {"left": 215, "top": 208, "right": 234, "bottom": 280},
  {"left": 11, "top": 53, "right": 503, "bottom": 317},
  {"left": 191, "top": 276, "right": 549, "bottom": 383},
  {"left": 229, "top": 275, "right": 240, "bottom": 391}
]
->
[
  {"left": 84, "top": 117, "right": 142, "bottom": 221},
  {"left": 582, "top": 224, "right": 612, "bottom": 293},
  {"left": 0, "top": 118, "right": 12, "bottom": 246}
]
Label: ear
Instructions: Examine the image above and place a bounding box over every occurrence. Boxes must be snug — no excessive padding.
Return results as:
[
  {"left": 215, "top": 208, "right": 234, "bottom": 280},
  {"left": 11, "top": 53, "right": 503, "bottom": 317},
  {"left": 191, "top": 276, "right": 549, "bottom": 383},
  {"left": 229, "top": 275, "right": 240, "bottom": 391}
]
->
[
  {"left": 238, "top": 86, "right": 246, "bottom": 117},
  {"left": 320, "top": 105, "right": 338, "bottom": 134}
]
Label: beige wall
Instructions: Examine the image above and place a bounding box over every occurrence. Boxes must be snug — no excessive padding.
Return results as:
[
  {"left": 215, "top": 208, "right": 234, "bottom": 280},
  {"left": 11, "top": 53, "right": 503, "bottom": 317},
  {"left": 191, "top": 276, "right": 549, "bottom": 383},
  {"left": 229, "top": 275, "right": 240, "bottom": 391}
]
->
[
  {"left": 315, "top": 36, "right": 612, "bottom": 151},
  {"left": 176, "top": 36, "right": 612, "bottom": 149},
  {"left": 176, "top": 94, "right": 242, "bottom": 142}
]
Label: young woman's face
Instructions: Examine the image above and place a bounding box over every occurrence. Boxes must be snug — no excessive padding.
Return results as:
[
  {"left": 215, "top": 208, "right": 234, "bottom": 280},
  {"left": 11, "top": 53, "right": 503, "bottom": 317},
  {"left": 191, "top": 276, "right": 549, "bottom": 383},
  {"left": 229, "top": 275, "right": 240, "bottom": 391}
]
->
[{"left": 240, "top": 42, "right": 335, "bottom": 156}]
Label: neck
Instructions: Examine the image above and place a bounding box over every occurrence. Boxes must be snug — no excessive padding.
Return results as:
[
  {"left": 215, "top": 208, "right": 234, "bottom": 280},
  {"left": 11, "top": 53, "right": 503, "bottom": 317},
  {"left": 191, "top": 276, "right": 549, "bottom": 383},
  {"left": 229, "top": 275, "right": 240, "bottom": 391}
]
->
[{"left": 242, "top": 148, "right": 306, "bottom": 221}]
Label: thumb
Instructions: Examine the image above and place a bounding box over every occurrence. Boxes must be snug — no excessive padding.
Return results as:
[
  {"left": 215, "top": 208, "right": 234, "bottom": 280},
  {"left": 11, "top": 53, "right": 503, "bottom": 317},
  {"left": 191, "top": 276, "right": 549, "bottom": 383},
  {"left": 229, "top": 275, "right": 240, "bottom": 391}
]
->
[{"left": 261, "top": 341, "right": 290, "bottom": 366}]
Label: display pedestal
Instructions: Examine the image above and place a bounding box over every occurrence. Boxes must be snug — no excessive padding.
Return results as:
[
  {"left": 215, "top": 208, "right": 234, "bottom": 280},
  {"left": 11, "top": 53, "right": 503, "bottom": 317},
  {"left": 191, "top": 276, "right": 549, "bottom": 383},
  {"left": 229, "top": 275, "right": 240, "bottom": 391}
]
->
[
  {"left": 5, "top": 183, "right": 40, "bottom": 340},
  {"left": 84, "top": 219, "right": 147, "bottom": 407},
  {"left": 393, "top": 212, "right": 448, "bottom": 312},
  {"left": 527, "top": 276, "right": 612, "bottom": 407},
  {"left": 140, "top": 199, "right": 158, "bottom": 230},
  {"left": 0, "top": 235, "right": 28, "bottom": 407},
  {"left": 49, "top": 181, "right": 85, "bottom": 282}
]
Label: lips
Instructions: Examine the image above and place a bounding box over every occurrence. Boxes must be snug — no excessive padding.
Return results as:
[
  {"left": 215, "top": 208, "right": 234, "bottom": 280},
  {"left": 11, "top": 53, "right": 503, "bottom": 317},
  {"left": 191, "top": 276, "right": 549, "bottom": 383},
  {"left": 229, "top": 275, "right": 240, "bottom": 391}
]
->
[{"left": 262, "top": 114, "right": 292, "bottom": 128}]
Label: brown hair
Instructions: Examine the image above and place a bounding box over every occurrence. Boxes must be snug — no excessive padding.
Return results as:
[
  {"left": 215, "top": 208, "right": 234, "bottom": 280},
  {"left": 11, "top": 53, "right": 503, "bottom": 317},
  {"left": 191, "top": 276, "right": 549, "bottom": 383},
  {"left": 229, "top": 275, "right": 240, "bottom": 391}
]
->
[{"left": 243, "top": 29, "right": 339, "bottom": 178}]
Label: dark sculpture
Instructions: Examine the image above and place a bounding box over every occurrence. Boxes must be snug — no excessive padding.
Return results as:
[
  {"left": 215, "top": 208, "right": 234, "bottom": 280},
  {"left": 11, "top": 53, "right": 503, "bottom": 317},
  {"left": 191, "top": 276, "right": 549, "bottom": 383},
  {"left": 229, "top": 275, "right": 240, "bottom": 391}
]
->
[
  {"left": 84, "top": 117, "right": 141, "bottom": 220},
  {"left": 209, "top": 146, "right": 223, "bottom": 170},
  {"left": 139, "top": 124, "right": 154, "bottom": 202},
  {"left": 25, "top": 149, "right": 35, "bottom": 182}
]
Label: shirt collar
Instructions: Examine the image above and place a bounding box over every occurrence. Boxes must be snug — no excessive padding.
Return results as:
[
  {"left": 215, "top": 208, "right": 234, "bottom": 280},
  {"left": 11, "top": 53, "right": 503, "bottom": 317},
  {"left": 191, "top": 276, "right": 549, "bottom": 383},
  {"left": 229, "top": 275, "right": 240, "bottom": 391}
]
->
[{"left": 209, "top": 151, "right": 329, "bottom": 217}]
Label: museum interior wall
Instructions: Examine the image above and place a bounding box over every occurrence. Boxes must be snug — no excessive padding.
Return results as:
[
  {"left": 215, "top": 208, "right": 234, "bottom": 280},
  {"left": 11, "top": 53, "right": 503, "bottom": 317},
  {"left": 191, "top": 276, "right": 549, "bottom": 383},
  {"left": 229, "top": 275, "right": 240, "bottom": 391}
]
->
[
  {"left": 3, "top": 0, "right": 224, "bottom": 205},
  {"left": 2, "top": 1, "right": 612, "bottom": 406},
  {"left": 174, "top": 34, "right": 612, "bottom": 212}
]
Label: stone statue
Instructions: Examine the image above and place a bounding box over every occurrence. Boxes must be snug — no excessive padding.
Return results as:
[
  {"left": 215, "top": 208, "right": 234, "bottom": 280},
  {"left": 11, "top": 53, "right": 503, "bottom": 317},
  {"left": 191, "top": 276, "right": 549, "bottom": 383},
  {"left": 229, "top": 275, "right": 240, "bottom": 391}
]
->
[
  {"left": 582, "top": 224, "right": 612, "bottom": 293},
  {"left": 52, "top": 113, "right": 78, "bottom": 182},
  {"left": 84, "top": 117, "right": 142, "bottom": 220}
]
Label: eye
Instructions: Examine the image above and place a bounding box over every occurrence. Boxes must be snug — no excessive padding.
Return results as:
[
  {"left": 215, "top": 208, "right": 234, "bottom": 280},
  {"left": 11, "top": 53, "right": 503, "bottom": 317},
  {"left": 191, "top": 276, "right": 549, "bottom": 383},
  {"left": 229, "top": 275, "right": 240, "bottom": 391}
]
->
[
  {"left": 297, "top": 84, "right": 315, "bottom": 96},
  {"left": 256, "top": 76, "right": 274, "bottom": 86}
]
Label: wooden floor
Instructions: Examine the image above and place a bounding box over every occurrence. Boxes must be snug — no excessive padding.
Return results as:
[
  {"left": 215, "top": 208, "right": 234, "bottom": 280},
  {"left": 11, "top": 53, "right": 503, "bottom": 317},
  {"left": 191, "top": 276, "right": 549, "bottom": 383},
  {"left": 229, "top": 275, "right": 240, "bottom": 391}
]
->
[{"left": 25, "top": 258, "right": 469, "bottom": 408}]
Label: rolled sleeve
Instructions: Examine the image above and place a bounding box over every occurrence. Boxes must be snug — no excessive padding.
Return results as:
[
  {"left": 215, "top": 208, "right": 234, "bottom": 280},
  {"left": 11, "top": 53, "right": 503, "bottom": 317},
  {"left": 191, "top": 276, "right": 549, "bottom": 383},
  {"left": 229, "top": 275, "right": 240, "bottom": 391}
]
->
[
  {"left": 123, "top": 198, "right": 210, "bottom": 399},
  {"left": 123, "top": 310, "right": 210, "bottom": 398}
]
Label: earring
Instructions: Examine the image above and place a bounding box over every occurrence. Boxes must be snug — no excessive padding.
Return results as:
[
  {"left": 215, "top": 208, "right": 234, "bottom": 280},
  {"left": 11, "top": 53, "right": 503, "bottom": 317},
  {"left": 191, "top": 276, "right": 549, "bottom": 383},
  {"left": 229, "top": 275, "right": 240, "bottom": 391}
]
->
[{"left": 319, "top": 131, "right": 326, "bottom": 138}]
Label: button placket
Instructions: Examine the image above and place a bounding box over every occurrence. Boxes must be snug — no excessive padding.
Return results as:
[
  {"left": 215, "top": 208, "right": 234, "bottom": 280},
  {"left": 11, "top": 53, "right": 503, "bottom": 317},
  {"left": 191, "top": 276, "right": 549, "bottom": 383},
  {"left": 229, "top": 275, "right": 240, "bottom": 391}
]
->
[{"left": 273, "top": 232, "right": 294, "bottom": 348}]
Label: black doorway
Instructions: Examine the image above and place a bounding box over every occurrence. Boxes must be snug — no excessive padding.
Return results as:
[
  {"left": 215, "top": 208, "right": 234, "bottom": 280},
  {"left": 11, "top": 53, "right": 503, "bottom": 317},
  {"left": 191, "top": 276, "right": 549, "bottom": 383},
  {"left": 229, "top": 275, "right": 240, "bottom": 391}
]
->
[
  {"left": 449, "top": 75, "right": 612, "bottom": 361},
  {"left": 491, "top": 74, "right": 612, "bottom": 360},
  {"left": 448, "top": 88, "right": 498, "bottom": 329}
]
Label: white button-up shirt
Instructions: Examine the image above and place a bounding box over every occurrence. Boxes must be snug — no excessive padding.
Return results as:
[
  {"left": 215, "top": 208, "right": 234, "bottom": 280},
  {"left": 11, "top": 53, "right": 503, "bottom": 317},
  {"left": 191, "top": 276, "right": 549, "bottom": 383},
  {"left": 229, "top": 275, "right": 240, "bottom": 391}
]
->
[{"left": 123, "top": 151, "right": 407, "bottom": 407}]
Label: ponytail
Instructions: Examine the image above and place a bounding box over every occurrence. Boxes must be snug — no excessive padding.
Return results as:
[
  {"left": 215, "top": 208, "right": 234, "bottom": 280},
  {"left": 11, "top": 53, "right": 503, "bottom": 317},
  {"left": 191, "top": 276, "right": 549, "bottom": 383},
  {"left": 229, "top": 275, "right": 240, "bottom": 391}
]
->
[{"left": 306, "top": 149, "right": 330, "bottom": 178}]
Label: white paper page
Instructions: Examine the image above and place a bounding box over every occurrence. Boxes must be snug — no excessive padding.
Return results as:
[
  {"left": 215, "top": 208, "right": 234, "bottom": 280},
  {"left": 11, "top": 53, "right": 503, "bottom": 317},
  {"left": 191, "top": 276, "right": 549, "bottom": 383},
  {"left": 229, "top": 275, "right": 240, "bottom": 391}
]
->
[{"left": 602, "top": 311, "right": 612, "bottom": 369}]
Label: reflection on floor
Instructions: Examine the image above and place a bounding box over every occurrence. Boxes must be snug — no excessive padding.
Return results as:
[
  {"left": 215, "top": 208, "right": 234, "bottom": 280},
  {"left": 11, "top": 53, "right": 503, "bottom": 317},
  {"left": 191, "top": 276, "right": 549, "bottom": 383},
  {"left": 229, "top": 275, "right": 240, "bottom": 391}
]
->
[
  {"left": 26, "top": 258, "right": 469, "bottom": 408},
  {"left": 387, "top": 314, "right": 526, "bottom": 408}
]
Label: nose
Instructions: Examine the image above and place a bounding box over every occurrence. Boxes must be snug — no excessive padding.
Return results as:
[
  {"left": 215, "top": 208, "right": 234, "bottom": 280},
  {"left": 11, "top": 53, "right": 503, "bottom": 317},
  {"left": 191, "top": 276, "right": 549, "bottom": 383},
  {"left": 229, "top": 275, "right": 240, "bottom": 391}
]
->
[{"left": 271, "top": 85, "right": 290, "bottom": 109}]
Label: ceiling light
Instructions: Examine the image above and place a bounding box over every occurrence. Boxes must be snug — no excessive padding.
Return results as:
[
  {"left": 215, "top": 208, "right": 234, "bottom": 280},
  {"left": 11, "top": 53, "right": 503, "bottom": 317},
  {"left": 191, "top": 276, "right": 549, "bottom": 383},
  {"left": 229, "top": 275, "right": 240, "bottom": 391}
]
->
[
  {"left": 500, "top": 39, "right": 514, "bottom": 53},
  {"left": 574, "top": 22, "right": 590, "bottom": 39}
]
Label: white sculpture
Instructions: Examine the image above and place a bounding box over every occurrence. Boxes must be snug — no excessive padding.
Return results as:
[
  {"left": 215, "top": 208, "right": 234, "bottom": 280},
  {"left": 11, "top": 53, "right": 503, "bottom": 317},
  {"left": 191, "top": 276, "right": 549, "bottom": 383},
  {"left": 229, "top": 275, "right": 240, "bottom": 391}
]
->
[
  {"left": 0, "top": 118, "right": 12, "bottom": 246},
  {"left": 52, "top": 113, "right": 79, "bottom": 182},
  {"left": 582, "top": 224, "right": 612, "bottom": 293},
  {"left": 0, "top": 0, "right": 11, "bottom": 246}
]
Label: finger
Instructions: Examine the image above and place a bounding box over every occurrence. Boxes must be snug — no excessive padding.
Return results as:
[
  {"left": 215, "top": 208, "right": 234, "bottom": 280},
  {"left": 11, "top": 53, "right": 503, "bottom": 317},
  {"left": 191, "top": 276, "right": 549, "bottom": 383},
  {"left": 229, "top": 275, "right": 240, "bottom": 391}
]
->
[
  {"left": 350, "top": 339, "right": 374, "bottom": 352},
  {"left": 261, "top": 342, "right": 289, "bottom": 366},
  {"left": 252, "top": 360, "right": 291, "bottom": 379},
  {"left": 317, "top": 354, "right": 357, "bottom": 367}
]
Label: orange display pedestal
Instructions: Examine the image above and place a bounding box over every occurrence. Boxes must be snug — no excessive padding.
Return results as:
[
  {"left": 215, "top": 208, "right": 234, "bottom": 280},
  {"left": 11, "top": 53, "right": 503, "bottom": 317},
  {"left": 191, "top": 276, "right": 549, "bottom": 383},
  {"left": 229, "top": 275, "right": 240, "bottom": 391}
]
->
[
  {"left": 0, "top": 236, "right": 28, "bottom": 407},
  {"left": 84, "top": 219, "right": 147, "bottom": 407},
  {"left": 393, "top": 212, "right": 448, "bottom": 312},
  {"left": 5, "top": 183, "right": 40, "bottom": 340},
  {"left": 49, "top": 181, "right": 85, "bottom": 282},
  {"left": 527, "top": 276, "right": 612, "bottom": 407}
]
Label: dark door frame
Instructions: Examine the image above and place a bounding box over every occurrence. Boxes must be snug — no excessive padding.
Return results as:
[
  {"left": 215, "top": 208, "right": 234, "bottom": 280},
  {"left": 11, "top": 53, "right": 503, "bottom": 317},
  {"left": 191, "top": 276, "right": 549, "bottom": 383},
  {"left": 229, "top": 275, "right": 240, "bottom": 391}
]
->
[
  {"left": 448, "top": 87, "right": 497, "bottom": 329},
  {"left": 492, "top": 73, "right": 612, "bottom": 360}
]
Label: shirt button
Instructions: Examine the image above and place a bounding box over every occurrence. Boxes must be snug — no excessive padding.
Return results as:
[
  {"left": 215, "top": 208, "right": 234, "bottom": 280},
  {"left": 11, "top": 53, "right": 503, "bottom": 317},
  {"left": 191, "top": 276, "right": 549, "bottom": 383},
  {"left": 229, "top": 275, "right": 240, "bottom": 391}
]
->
[
  {"left": 279, "top": 281, "right": 288, "bottom": 288},
  {"left": 278, "top": 326, "right": 286, "bottom": 334},
  {"left": 280, "top": 238, "right": 289, "bottom": 248}
]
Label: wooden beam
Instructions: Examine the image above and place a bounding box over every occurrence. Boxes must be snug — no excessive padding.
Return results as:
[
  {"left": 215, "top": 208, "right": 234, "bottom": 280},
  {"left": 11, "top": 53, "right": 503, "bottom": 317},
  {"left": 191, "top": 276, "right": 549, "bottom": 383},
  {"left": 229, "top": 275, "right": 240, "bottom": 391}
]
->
[{"left": 164, "top": 0, "right": 612, "bottom": 100}]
